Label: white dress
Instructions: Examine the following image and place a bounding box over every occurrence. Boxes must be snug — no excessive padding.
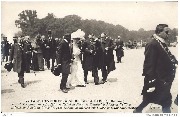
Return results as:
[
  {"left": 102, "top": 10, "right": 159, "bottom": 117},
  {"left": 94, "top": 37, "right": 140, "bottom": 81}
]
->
[{"left": 67, "top": 43, "right": 85, "bottom": 87}]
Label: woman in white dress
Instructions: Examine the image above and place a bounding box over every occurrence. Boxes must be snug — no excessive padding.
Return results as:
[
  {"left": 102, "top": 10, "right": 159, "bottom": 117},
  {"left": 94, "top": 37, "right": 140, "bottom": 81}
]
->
[{"left": 67, "top": 39, "right": 86, "bottom": 87}]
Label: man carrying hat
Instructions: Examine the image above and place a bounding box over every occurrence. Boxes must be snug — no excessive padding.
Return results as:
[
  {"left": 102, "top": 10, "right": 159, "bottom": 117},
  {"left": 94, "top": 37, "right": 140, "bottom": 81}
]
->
[
  {"left": 56, "top": 33, "right": 72, "bottom": 93},
  {"left": 9, "top": 36, "right": 26, "bottom": 88}
]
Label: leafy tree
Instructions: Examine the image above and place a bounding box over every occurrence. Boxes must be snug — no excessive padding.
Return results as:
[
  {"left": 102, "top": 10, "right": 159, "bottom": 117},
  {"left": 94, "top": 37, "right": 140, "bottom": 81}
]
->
[
  {"left": 15, "top": 10, "right": 37, "bottom": 37},
  {"left": 14, "top": 10, "right": 178, "bottom": 43}
]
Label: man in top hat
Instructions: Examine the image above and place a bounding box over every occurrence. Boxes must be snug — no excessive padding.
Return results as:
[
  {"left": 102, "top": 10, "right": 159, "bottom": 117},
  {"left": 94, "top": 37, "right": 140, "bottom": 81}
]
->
[
  {"left": 43, "top": 31, "right": 51, "bottom": 69},
  {"left": 56, "top": 33, "right": 72, "bottom": 93},
  {"left": 81, "top": 35, "right": 94, "bottom": 84},
  {"left": 13, "top": 36, "right": 18, "bottom": 44},
  {"left": 115, "top": 36, "right": 124, "bottom": 63},
  {"left": 99, "top": 33, "right": 116, "bottom": 84},
  {"left": 47, "top": 30, "right": 57, "bottom": 70}
]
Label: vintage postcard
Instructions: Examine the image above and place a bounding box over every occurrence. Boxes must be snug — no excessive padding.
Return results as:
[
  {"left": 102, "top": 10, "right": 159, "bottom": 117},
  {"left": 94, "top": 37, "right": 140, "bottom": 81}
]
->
[{"left": 1, "top": 1, "right": 178, "bottom": 116}]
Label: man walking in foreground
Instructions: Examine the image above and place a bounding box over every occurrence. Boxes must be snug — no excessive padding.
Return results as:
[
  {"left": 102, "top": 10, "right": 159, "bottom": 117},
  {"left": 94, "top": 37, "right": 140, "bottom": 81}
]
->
[{"left": 133, "top": 24, "right": 178, "bottom": 113}]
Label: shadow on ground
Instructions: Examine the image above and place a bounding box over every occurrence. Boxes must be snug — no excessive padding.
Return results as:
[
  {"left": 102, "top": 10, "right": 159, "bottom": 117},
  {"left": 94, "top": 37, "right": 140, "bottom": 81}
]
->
[
  {"left": 107, "top": 78, "right": 118, "bottom": 82},
  {"left": 87, "top": 78, "right": 118, "bottom": 83},
  {"left": 1, "top": 89, "right": 15, "bottom": 94},
  {"left": 25, "top": 80, "right": 42, "bottom": 86}
]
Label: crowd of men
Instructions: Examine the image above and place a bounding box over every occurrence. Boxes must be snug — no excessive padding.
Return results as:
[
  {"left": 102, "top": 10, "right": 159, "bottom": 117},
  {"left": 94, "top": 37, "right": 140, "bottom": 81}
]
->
[
  {"left": 1, "top": 24, "right": 178, "bottom": 112},
  {"left": 1, "top": 31, "right": 124, "bottom": 88}
]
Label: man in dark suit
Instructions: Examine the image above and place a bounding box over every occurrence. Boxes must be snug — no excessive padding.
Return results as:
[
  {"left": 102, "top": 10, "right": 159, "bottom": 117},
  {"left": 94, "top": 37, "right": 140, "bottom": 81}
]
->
[
  {"left": 134, "top": 24, "right": 178, "bottom": 113},
  {"left": 23, "top": 37, "right": 33, "bottom": 73},
  {"left": 99, "top": 33, "right": 116, "bottom": 84},
  {"left": 2, "top": 37, "right": 10, "bottom": 62},
  {"left": 9, "top": 36, "right": 26, "bottom": 88},
  {"left": 43, "top": 33, "right": 51, "bottom": 69},
  {"left": 115, "top": 36, "right": 124, "bottom": 63},
  {"left": 81, "top": 36, "right": 93, "bottom": 84},
  {"left": 56, "top": 34, "right": 72, "bottom": 93},
  {"left": 48, "top": 30, "right": 57, "bottom": 70}
]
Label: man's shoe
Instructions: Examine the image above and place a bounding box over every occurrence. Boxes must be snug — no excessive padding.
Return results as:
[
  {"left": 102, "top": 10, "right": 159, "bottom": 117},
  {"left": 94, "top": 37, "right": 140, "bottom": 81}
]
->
[
  {"left": 100, "top": 80, "right": 106, "bottom": 84},
  {"left": 18, "top": 80, "right": 21, "bottom": 84},
  {"left": 61, "top": 89, "right": 68, "bottom": 93},
  {"left": 95, "top": 83, "right": 100, "bottom": 85},
  {"left": 133, "top": 109, "right": 142, "bottom": 113},
  {"left": 76, "top": 85, "right": 86, "bottom": 87},
  {"left": 65, "top": 87, "right": 71, "bottom": 90},
  {"left": 21, "top": 84, "right": 25, "bottom": 88},
  {"left": 85, "top": 82, "right": 89, "bottom": 84}
]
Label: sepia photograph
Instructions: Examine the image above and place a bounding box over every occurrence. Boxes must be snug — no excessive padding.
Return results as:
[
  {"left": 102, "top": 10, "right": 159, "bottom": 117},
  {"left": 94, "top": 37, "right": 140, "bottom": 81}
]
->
[{"left": 1, "top": 0, "right": 178, "bottom": 116}]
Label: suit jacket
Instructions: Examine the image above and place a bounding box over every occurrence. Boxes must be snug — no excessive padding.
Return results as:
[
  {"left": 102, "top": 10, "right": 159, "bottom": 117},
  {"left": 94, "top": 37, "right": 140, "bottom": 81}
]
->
[
  {"left": 99, "top": 38, "right": 115, "bottom": 68},
  {"left": 142, "top": 37, "right": 176, "bottom": 106},
  {"left": 2, "top": 41, "right": 10, "bottom": 56},
  {"left": 43, "top": 39, "right": 51, "bottom": 59},
  {"left": 81, "top": 39, "right": 93, "bottom": 71},
  {"left": 143, "top": 38, "right": 175, "bottom": 83},
  {"left": 56, "top": 40, "right": 71, "bottom": 74},
  {"left": 49, "top": 37, "right": 57, "bottom": 59},
  {"left": 9, "top": 43, "right": 26, "bottom": 73}
]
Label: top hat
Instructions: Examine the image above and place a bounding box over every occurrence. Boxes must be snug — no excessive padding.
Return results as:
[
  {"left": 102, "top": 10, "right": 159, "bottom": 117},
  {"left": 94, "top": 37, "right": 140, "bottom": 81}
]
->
[{"left": 64, "top": 33, "right": 71, "bottom": 39}]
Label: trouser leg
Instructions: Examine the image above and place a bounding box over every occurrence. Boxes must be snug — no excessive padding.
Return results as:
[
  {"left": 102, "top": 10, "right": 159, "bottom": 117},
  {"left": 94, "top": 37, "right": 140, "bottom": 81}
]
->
[
  {"left": 60, "top": 73, "right": 68, "bottom": 90},
  {"left": 102, "top": 66, "right": 107, "bottom": 81},
  {"left": 52, "top": 58, "right": 55, "bottom": 69},
  {"left": 5, "top": 55, "right": 8, "bottom": 62},
  {"left": 47, "top": 58, "right": 50, "bottom": 69},
  {"left": 162, "top": 106, "right": 171, "bottom": 113},
  {"left": 84, "top": 70, "right": 88, "bottom": 82},
  {"left": 119, "top": 56, "right": 122, "bottom": 63},
  {"left": 93, "top": 68, "right": 99, "bottom": 84},
  {"left": 133, "top": 100, "right": 149, "bottom": 113},
  {"left": 18, "top": 70, "right": 25, "bottom": 88}
]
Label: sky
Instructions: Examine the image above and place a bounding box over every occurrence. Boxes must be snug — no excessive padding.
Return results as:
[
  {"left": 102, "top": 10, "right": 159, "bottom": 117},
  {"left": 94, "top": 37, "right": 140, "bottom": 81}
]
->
[{"left": 1, "top": 1, "right": 178, "bottom": 42}]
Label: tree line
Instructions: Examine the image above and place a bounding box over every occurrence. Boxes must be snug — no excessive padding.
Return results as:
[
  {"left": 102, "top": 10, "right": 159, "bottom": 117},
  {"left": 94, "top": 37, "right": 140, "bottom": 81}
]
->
[{"left": 14, "top": 10, "right": 178, "bottom": 43}]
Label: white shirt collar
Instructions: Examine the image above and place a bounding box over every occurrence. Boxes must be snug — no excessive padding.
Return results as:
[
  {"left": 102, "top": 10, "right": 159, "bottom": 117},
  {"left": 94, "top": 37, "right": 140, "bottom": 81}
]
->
[
  {"left": 153, "top": 34, "right": 165, "bottom": 43},
  {"left": 64, "top": 39, "right": 68, "bottom": 43}
]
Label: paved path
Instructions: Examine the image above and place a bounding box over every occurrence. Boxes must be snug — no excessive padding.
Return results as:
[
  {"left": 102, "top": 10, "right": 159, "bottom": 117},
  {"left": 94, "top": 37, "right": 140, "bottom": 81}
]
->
[{"left": 1, "top": 47, "right": 178, "bottom": 113}]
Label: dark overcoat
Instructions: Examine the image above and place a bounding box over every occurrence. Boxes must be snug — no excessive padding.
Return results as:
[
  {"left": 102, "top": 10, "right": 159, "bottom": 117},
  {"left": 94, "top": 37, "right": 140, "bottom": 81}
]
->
[
  {"left": 92, "top": 40, "right": 102, "bottom": 69},
  {"left": 99, "top": 38, "right": 116, "bottom": 72},
  {"left": 23, "top": 41, "right": 32, "bottom": 72},
  {"left": 2, "top": 41, "right": 10, "bottom": 56},
  {"left": 43, "top": 39, "right": 51, "bottom": 60},
  {"left": 142, "top": 38, "right": 176, "bottom": 107},
  {"left": 9, "top": 43, "right": 26, "bottom": 73},
  {"left": 82, "top": 40, "right": 93, "bottom": 71},
  {"left": 115, "top": 41, "right": 124, "bottom": 57},
  {"left": 56, "top": 40, "right": 71, "bottom": 74},
  {"left": 49, "top": 37, "right": 57, "bottom": 59}
]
